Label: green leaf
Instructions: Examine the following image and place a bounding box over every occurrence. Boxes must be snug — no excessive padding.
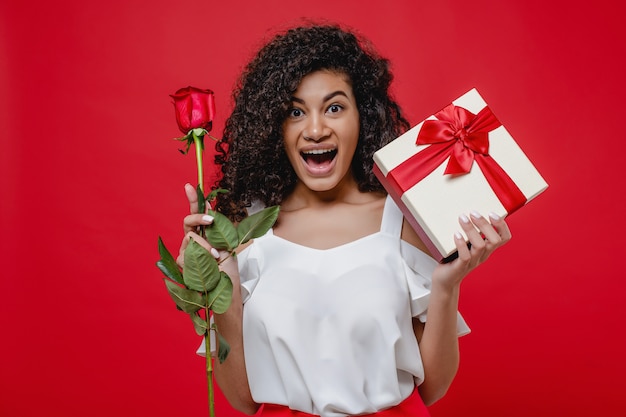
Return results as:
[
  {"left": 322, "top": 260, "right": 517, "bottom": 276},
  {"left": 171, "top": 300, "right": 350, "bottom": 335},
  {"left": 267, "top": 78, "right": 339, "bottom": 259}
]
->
[
  {"left": 189, "top": 312, "right": 208, "bottom": 336},
  {"left": 174, "top": 133, "right": 193, "bottom": 154},
  {"left": 237, "top": 206, "right": 280, "bottom": 245},
  {"left": 163, "top": 279, "right": 205, "bottom": 313},
  {"left": 156, "top": 237, "right": 184, "bottom": 284},
  {"left": 205, "top": 210, "right": 238, "bottom": 251},
  {"left": 173, "top": 132, "right": 191, "bottom": 142},
  {"left": 204, "top": 189, "right": 229, "bottom": 218},
  {"left": 196, "top": 184, "right": 206, "bottom": 214},
  {"left": 207, "top": 272, "right": 233, "bottom": 314},
  {"left": 206, "top": 188, "right": 229, "bottom": 202},
  {"left": 216, "top": 331, "right": 231, "bottom": 364},
  {"left": 183, "top": 240, "right": 221, "bottom": 292}
]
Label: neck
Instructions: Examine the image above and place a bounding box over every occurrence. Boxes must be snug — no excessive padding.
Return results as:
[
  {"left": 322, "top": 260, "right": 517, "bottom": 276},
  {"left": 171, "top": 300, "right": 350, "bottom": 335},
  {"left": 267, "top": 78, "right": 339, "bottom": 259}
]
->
[{"left": 283, "top": 175, "right": 364, "bottom": 210}]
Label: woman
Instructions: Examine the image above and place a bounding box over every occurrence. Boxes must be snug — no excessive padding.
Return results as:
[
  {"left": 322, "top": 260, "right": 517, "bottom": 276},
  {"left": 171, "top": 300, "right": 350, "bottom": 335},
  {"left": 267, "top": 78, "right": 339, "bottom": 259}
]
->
[{"left": 177, "top": 24, "right": 510, "bottom": 417}]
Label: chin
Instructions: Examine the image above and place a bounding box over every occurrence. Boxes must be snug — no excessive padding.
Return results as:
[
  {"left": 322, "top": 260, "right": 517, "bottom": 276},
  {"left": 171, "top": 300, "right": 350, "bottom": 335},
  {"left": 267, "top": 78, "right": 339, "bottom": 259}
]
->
[{"left": 300, "top": 172, "right": 354, "bottom": 194}]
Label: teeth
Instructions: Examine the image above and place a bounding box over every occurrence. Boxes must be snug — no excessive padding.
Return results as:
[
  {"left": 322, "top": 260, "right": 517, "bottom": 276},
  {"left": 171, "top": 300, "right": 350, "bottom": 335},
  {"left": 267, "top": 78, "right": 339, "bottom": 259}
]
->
[{"left": 302, "top": 149, "right": 335, "bottom": 155}]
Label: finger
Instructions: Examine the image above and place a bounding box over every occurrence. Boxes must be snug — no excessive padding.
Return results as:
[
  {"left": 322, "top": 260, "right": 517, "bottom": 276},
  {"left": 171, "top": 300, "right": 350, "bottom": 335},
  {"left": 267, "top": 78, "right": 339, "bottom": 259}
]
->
[
  {"left": 189, "top": 234, "right": 222, "bottom": 261},
  {"left": 186, "top": 231, "right": 213, "bottom": 252},
  {"left": 459, "top": 213, "right": 486, "bottom": 253},
  {"left": 469, "top": 211, "right": 501, "bottom": 247},
  {"left": 177, "top": 232, "right": 221, "bottom": 267},
  {"left": 185, "top": 183, "right": 199, "bottom": 214},
  {"left": 183, "top": 213, "right": 214, "bottom": 234},
  {"left": 453, "top": 230, "right": 472, "bottom": 264},
  {"left": 176, "top": 232, "right": 191, "bottom": 268},
  {"left": 488, "top": 212, "right": 512, "bottom": 243}
]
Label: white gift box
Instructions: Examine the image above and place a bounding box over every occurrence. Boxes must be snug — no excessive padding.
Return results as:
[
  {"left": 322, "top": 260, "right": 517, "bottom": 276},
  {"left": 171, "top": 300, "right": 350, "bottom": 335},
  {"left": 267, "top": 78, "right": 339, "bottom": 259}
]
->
[{"left": 373, "top": 88, "right": 548, "bottom": 262}]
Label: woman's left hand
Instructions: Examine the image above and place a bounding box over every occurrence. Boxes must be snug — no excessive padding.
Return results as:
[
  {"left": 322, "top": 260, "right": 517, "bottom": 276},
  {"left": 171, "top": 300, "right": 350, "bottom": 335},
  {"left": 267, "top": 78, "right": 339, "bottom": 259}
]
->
[{"left": 432, "top": 211, "right": 511, "bottom": 289}]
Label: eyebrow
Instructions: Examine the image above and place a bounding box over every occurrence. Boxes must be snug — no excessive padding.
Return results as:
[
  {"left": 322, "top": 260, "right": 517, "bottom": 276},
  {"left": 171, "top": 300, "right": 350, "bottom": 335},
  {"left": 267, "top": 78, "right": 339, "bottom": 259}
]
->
[{"left": 290, "top": 90, "right": 349, "bottom": 104}]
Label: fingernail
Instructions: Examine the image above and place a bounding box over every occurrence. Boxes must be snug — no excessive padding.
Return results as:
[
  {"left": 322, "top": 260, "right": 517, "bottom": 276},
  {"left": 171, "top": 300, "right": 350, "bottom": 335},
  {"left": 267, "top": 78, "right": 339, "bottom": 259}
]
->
[
  {"left": 470, "top": 210, "right": 482, "bottom": 219},
  {"left": 454, "top": 231, "right": 463, "bottom": 239},
  {"left": 489, "top": 212, "right": 501, "bottom": 221},
  {"left": 210, "top": 248, "right": 220, "bottom": 259},
  {"left": 202, "top": 215, "right": 214, "bottom": 223},
  {"left": 459, "top": 214, "right": 470, "bottom": 224}
]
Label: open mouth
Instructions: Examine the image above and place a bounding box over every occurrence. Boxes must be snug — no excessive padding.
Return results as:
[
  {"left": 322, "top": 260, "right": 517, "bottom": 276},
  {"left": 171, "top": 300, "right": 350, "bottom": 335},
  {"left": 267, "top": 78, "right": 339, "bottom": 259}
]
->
[{"left": 300, "top": 148, "right": 338, "bottom": 169}]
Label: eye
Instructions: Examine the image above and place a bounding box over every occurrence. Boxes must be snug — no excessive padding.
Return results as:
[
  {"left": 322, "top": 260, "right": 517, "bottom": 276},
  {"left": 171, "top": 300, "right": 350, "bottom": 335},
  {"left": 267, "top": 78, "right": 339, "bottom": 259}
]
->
[
  {"left": 327, "top": 104, "right": 343, "bottom": 114},
  {"left": 288, "top": 108, "right": 304, "bottom": 118}
]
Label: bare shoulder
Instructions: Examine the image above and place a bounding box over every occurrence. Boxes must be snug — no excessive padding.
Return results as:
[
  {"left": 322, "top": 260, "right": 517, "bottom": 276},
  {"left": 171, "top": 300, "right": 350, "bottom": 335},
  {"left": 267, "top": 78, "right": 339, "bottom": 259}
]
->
[{"left": 235, "top": 239, "right": 254, "bottom": 254}]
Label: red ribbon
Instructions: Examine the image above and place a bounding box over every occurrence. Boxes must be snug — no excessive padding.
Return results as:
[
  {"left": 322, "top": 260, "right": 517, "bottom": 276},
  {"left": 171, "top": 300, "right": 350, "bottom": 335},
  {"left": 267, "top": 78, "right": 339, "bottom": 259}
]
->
[{"left": 386, "top": 104, "right": 526, "bottom": 214}]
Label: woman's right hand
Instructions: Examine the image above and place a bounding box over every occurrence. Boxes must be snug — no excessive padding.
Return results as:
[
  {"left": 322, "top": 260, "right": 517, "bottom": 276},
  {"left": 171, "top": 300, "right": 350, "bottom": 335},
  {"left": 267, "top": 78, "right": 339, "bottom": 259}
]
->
[{"left": 176, "top": 183, "right": 240, "bottom": 284}]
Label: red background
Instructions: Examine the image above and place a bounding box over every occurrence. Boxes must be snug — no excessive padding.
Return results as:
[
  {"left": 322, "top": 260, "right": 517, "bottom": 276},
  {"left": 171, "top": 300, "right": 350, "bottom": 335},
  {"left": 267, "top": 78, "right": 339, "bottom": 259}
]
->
[{"left": 2, "top": 0, "right": 625, "bottom": 416}]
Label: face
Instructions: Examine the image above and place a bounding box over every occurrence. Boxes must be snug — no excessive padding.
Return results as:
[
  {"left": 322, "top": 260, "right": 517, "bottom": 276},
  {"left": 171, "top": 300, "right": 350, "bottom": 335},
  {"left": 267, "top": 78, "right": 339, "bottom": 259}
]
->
[{"left": 282, "top": 70, "right": 360, "bottom": 193}]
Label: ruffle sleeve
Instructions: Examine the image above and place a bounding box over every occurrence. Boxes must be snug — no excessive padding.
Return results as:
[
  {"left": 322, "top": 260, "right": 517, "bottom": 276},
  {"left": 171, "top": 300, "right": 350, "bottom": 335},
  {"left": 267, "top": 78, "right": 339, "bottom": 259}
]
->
[
  {"left": 238, "top": 243, "right": 261, "bottom": 303},
  {"left": 239, "top": 200, "right": 265, "bottom": 303},
  {"left": 400, "top": 240, "right": 471, "bottom": 336}
]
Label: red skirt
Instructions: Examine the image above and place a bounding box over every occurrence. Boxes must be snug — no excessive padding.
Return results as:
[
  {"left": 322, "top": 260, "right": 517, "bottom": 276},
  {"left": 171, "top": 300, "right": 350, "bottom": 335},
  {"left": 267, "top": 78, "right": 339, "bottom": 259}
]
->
[{"left": 260, "top": 389, "right": 430, "bottom": 417}]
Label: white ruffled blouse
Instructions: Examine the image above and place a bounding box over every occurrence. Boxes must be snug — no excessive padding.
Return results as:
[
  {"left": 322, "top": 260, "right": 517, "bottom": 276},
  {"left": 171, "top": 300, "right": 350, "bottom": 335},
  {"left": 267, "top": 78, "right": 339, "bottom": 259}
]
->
[{"left": 198, "top": 196, "right": 469, "bottom": 417}]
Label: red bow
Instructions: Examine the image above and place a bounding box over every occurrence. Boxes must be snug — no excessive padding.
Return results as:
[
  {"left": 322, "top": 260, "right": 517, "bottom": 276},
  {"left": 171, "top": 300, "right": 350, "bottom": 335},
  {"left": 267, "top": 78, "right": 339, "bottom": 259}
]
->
[{"left": 386, "top": 104, "right": 527, "bottom": 213}]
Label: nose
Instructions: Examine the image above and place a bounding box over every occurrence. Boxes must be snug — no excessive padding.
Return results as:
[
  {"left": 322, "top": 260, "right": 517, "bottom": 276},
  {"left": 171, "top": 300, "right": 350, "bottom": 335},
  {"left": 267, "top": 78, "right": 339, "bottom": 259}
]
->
[{"left": 303, "top": 113, "right": 329, "bottom": 142}]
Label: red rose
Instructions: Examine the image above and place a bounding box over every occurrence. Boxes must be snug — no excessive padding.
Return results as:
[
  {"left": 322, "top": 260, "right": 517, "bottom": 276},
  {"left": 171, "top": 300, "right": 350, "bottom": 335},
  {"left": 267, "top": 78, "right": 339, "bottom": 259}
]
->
[{"left": 170, "top": 86, "right": 216, "bottom": 134}]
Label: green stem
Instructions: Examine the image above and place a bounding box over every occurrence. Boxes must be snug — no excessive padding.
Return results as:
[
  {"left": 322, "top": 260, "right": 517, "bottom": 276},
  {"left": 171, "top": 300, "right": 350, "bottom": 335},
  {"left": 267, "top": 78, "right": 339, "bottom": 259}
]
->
[
  {"left": 193, "top": 132, "right": 204, "bottom": 194},
  {"left": 205, "top": 306, "right": 215, "bottom": 417}
]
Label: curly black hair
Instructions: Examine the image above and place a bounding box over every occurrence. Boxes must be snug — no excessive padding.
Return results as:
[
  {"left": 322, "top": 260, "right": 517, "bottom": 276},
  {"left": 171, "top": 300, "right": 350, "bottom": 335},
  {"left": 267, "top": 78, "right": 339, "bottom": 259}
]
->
[{"left": 214, "top": 23, "right": 410, "bottom": 221}]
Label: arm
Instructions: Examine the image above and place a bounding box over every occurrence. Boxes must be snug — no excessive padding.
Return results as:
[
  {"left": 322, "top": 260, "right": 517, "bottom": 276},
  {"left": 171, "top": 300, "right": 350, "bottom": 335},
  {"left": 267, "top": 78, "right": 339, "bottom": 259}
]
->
[
  {"left": 412, "top": 282, "right": 461, "bottom": 406},
  {"left": 212, "top": 255, "right": 259, "bottom": 415},
  {"left": 402, "top": 211, "right": 511, "bottom": 406},
  {"left": 177, "top": 184, "right": 260, "bottom": 415}
]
